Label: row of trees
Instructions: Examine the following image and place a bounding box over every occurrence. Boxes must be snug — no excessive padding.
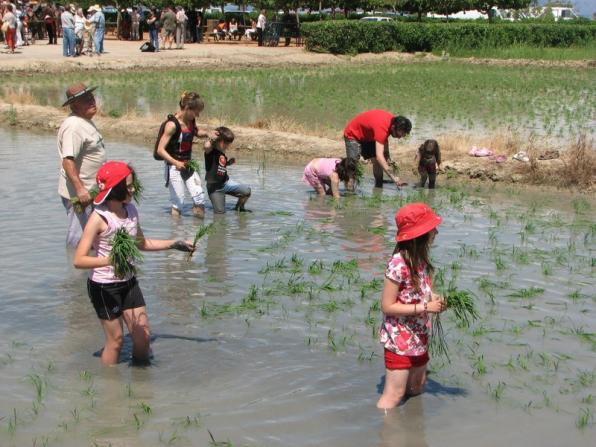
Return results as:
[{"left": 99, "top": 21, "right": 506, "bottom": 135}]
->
[{"left": 75, "top": 1, "right": 565, "bottom": 21}]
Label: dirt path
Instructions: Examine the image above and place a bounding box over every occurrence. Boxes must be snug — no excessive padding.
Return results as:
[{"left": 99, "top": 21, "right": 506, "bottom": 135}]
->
[{"left": 2, "top": 40, "right": 593, "bottom": 74}]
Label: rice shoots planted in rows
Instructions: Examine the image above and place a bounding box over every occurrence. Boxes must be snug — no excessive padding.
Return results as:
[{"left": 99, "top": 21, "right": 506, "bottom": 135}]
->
[
  {"left": 187, "top": 223, "right": 215, "bottom": 261},
  {"left": 110, "top": 228, "right": 143, "bottom": 279},
  {"left": 429, "top": 288, "right": 479, "bottom": 362}
]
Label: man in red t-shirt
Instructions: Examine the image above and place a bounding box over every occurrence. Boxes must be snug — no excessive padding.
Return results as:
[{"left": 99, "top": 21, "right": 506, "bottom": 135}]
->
[{"left": 343, "top": 110, "right": 411, "bottom": 188}]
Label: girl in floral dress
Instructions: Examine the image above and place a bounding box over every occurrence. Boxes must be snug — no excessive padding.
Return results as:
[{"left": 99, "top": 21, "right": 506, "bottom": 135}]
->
[{"left": 377, "top": 203, "right": 446, "bottom": 410}]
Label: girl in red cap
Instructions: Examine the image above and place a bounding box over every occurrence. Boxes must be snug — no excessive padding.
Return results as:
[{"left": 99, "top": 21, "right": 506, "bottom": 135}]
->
[
  {"left": 74, "top": 161, "right": 194, "bottom": 365},
  {"left": 377, "top": 202, "right": 446, "bottom": 410}
]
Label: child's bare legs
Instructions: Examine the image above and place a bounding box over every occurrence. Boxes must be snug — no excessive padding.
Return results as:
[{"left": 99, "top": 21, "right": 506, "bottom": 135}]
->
[
  {"left": 419, "top": 167, "right": 428, "bottom": 188},
  {"left": 100, "top": 318, "right": 125, "bottom": 365},
  {"left": 234, "top": 195, "right": 250, "bottom": 211},
  {"left": 377, "top": 365, "right": 427, "bottom": 409},
  {"left": 405, "top": 365, "right": 427, "bottom": 397},
  {"left": 122, "top": 306, "right": 151, "bottom": 363}
]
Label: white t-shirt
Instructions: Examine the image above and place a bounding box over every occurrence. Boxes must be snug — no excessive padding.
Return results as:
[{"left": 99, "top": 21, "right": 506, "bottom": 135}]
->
[
  {"left": 57, "top": 115, "right": 106, "bottom": 199},
  {"left": 257, "top": 14, "right": 265, "bottom": 29}
]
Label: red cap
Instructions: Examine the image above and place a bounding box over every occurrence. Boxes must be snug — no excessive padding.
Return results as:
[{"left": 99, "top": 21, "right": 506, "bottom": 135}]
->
[
  {"left": 94, "top": 161, "right": 132, "bottom": 205},
  {"left": 395, "top": 203, "right": 442, "bottom": 242}
]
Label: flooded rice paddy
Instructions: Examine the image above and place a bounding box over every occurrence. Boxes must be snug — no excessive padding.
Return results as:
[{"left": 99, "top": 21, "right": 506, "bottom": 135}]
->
[
  {"left": 0, "top": 128, "right": 594, "bottom": 446},
  {"left": 4, "top": 62, "right": 596, "bottom": 142}
]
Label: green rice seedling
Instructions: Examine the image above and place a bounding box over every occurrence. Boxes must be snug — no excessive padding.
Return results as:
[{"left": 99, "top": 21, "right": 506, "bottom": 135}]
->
[
  {"left": 187, "top": 223, "right": 215, "bottom": 261},
  {"left": 319, "top": 275, "right": 339, "bottom": 292},
  {"left": 488, "top": 381, "right": 506, "bottom": 401},
  {"left": 290, "top": 253, "right": 303, "bottom": 272},
  {"left": 576, "top": 408, "right": 593, "bottom": 430},
  {"left": 541, "top": 262, "right": 552, "bottom": 276},
  {"left": 208, "top": 430, "right": 233, "bottom": 447},
  {"left": 7, "top": 408, "right": 17, "bottom": 434},
  {"left": 110, "top": 227, "right": 143, "bottom": 279},
  {"left": 71, "top": 408, "right": 80, "bottom": 423},
  {"left": 508, "top": 287, "right": 544, "bottom": 299},
  {"left": 81, "top": 384, "right": 97, "bottom": 398},
  {"left": 27, "top": 373, "right": 45, "bottom": 403},
  {"left": 46, "top": 360, "right": 55, "bottom": 372},
  {"left": 133, "top": 413, "right": 143, "bottom": 430},
  {"left": 71, "top": 186, "right": 99, "bottom": 214},
  {"left": 58, "top": 421, "right": 68, "bottom": 432},
  {"left": 494, "top": 256, "right": 506, "bottom": 272},
  {"left": 471, "top": 354, "right": 487, "bottom": 377},
  {"left": 267, "top": 211, "right": 294, "bottom": 216},
  {"left": 359, "top": 278, "right": 383, "bottom": 300},
  {"left": 308, "top": 260, "right": 324, "bottom": 275},
  {"left": 320, "top": 300, "right": 340, "bottom": 313},
  {"left": 79, "top": 370, "right": 93, "bottom": 382},
  {"left": 125, "top": 383, "right": 134, "bottom": 398},
  {"left": 139, "top": 402, "right": 152, "bottom": 415},
  {"left": 581, "top": 394, "right": 593, "bottom": 404},
  {"left": 6, "top": 105, "right": 17, "bottom": 126},
  {"left": 172, "top": 414, "right": 201, "bottom": 428}
]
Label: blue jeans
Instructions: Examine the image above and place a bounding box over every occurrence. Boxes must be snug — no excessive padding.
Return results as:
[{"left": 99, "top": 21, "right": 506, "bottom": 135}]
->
[
  {"left": 63, "top": 27, "right": 76, "bottom": 56},
  {"left": 94, "top": 28, "right": 104, "bottom": 54},
  {"left": 149, "top": 29, "right": 159, "bottom": 51},
  {"left": 208, "top": 180, "right": 251, "bottom": 214}
]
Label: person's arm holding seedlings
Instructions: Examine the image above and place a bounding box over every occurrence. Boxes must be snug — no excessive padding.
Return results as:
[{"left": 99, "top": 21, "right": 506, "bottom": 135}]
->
[
  {"left": 381, "top": 277, "right": 446, "bottom": 316},
  {"left": 73, "top": 212, "right": 110, "bottom": 269},
  {"left": 375, "top": 141, "right": 402, "bottom": 187},
  {"left": 135, "top": 226, "right": 194, "bottom": 252}
]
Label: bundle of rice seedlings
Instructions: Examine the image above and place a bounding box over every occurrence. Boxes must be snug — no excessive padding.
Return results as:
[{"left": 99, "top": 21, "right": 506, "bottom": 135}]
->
[
  {"left": 186, "top": 159, "right": 199, "bottom": 173},
  {"left": 187, "top": 223, "right": 214, "bottom": 261},
  {"left": 110, "top": 227, "right": 143, "bottom": 279},
  {"left": 354, "top": 161, "right": 364, "bottom": 185},
  {"left": 71, "top": 187, "right": 98, "bottom": 214},
  {"left": 428, "top": 288, "right": 479, "bottom": 362},
  {"left": 132, "top": 174, "right": 143, "bottom": 204}
]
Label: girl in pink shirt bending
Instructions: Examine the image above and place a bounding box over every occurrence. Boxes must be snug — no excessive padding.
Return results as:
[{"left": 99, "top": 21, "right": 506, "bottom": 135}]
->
[
  {"left": 377, "top": 203, "right": 446, "bottom": 410},
  {"left": 302, "top": 157, "right": 358, "bottom": 199},
  {"left": 74, "top": 161, "right": 194, "bottom": 366}
]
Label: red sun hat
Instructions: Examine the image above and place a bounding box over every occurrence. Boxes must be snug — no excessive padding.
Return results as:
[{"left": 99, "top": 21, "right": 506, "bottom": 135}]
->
[
  {"left": 94, "top": 161, "right": 132, "bottom": 205},
  {"left": 395, "top": 203, "right": 442, "bottom": 242}
]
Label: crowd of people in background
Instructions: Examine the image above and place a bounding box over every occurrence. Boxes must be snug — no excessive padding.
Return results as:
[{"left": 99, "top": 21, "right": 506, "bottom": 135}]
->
[
  {"left": 0, "top": 3, "right": 288, "bottom": 55},
  {"left": 0, "top": 1, "right": 105, "bottom": 56}
]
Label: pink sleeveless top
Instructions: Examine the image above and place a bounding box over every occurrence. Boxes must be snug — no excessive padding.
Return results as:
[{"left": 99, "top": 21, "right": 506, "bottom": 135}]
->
[
  {"left": 313, "top": 158, "right": 341, "bottom": 180},
  {"left": 90, "top": 203, "right": 139, "bottom": 283}
]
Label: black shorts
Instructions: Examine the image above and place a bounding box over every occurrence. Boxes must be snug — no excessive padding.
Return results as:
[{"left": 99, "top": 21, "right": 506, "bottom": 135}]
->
[
  {"left": 345, "top": 138, "right": 388, "bottom": 161},
  {"left": 87, "top": 277, "right": 146, "bottom": 321}
]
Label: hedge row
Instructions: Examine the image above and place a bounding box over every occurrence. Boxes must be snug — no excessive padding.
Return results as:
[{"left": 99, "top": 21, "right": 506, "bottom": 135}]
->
[{"left": 302, "top": 22, "right": 596, "bottom": 54}]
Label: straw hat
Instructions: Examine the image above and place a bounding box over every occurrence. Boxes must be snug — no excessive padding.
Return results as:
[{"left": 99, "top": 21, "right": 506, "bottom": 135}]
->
[{"left": 62, "top": 82, "right": 97, "bottom": 107}]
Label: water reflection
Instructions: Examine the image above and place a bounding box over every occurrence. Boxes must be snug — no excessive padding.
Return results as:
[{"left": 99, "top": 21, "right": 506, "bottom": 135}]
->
[{"left": 378, "top": 397, "right": 428, "bottom": 447}]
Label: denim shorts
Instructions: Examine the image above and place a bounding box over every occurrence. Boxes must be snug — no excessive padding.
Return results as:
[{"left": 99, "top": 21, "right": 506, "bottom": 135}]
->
[{"left": 208, "top": 180, "right": 251, "bottom": 214}]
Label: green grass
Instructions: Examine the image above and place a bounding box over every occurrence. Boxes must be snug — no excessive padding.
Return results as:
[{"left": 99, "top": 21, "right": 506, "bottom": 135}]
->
[{"left": 436, "top": 43, "right": 596, "bottom": 61}]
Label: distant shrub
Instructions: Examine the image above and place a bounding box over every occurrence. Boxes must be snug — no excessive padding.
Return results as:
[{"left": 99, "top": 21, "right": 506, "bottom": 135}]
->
[{"left": 302, "top": 22, "right": 596, "bottom": 54}]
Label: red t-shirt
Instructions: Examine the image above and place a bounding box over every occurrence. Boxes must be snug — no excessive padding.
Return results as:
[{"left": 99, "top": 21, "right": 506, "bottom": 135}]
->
[{"left": 343, "top": 110, "right": 393, "bottom": 144}]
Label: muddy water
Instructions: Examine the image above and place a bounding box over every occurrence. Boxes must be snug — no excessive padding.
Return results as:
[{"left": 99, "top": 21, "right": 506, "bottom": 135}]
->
[{"left": 0, "top": 128, "right": 594, "bottom": 446}]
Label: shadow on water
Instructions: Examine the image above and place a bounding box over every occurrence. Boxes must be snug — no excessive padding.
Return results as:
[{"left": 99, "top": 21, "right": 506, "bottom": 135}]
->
[
  {"left": 93, "top": 332, "right": 217, "bottom": 365},
  {"left": 376, "top": 375, "right": 467, "bottom": 397}
]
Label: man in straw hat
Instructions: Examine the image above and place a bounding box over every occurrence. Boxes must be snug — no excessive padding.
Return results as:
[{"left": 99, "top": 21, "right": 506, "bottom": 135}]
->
[
  {"left": 89, "top": 4, "right": 104, "bottom": 55},
  {"left": 57, "top": 82, "right": 106, "bottom": 247}
]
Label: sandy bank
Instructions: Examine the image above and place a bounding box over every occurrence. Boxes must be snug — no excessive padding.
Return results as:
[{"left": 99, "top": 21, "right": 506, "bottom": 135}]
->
[
  {"left": 2, "top": 40, "right": 594, "bottom": 74},
  {"left": 2, "top": 102, "right": 593, "bottom": 191}
]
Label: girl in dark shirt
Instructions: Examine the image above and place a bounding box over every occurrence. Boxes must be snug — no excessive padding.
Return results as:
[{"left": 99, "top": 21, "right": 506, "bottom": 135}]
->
[{"left": 204, "top": 127, "right": 252, "bottom": 213}]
